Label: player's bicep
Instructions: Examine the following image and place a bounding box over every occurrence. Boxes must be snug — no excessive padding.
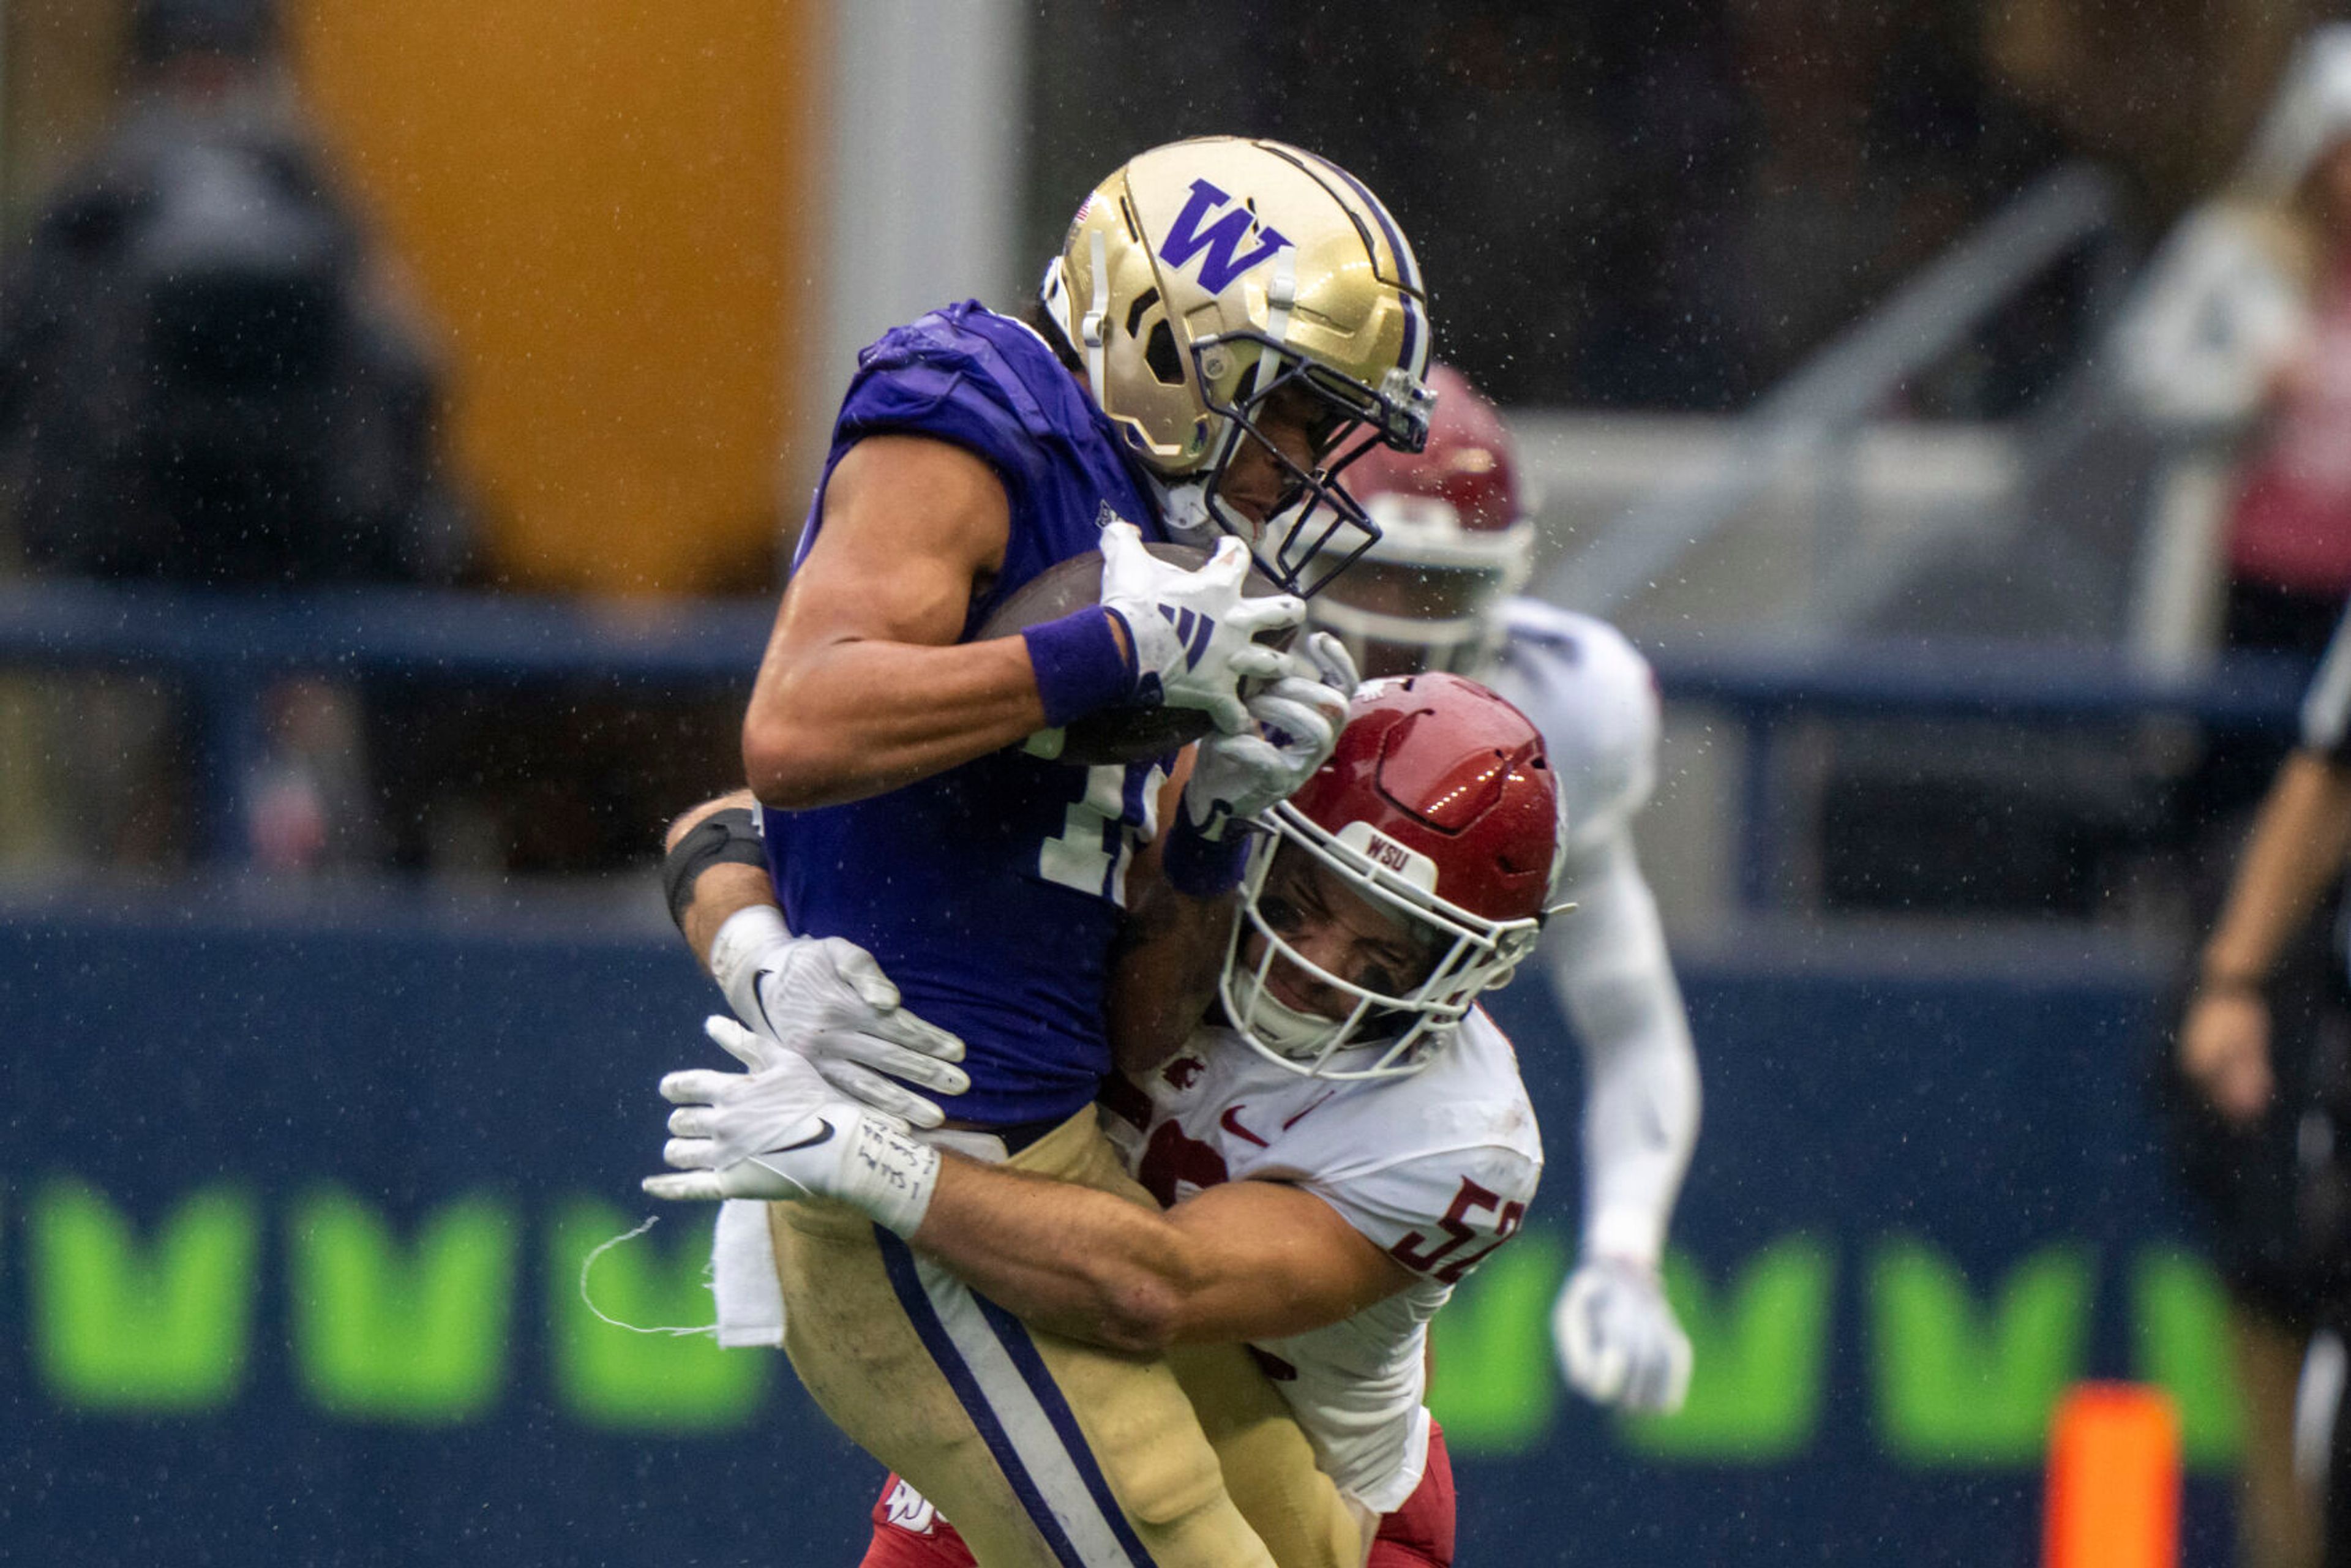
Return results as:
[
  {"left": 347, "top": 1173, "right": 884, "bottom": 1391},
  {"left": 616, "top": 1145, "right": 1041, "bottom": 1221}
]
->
[
  {"left": 1161, "top": 1178, "right": 1417, "bottom": 1343},
  {"left": 776, "top": 434, "right": 1011, "bottom": 653},
  {"left": 1326, "top": 1142, "right": 1541, "bottom": 1288}
]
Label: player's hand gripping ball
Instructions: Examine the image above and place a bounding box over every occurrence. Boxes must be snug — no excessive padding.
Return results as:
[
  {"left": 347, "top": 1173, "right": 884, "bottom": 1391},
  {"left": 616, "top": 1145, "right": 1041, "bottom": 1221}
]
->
[{"left": 981, "top": 525, "right": 1302, "bottom": 765}]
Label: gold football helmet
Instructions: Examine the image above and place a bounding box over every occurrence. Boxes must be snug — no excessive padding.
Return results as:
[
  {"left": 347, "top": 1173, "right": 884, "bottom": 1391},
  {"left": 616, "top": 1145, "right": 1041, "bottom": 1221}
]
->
[{"left": 1038, "top": 137, "right": 1434, "bottom": 596}]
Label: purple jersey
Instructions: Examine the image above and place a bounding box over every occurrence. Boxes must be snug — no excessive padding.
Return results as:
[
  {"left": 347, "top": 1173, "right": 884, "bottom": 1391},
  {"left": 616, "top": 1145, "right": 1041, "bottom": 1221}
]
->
[{"left": 761, "top": 302, "right": 1169, "bottom": 1126}]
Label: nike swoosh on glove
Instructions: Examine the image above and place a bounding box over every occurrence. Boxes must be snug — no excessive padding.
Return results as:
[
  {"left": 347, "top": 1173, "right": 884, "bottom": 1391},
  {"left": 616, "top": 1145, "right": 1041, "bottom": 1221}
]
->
[
  {"left": 644, "top": 1017, "right": 942, "bottom": 1237},
  {"left": 710, "top": 911, "right": 969, "bottom": 1128}
]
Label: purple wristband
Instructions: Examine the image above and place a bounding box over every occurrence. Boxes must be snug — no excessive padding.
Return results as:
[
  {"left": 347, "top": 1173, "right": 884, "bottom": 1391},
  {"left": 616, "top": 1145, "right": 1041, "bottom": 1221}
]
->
[
  {"left": 1021, "top": 606, "right": 1134, "bottom": 728},
  {"left": 1161, "top": 810, "right": 1251, "bottom": 898}
]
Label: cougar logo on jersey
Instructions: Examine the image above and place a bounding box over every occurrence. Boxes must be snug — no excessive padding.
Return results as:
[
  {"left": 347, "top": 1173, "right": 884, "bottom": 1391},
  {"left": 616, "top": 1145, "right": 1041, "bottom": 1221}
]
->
[
  {"left": 1159, "top": 179, "right": 1292, "bottom": 292},
  {"left": 1163, "top": 1056, "right": 1205, "bottom": 1089}
]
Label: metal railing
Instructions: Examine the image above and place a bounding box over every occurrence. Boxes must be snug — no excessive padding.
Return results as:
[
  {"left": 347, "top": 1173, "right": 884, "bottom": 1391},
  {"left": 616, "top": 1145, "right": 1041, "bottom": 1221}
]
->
[
  {"left": 0, "top": 580, "right": 773, "bottom": 862},
  {"left": 1541, "top": 162, "right": 2129, "bottom": 623},
  {"left": 0, "top": 582, "right": 2310, "bottom": 874}
]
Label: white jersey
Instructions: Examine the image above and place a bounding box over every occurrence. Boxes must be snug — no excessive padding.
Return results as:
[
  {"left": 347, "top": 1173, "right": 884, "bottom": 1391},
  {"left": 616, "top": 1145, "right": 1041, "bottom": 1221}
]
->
[
  {"left": 1489, "top": 597, "right": 1698, "bottom": 1270},
  {"left": 1490, "top": 599, "right": 1660, "bottom": 858},
  {"left": 1101, "top": 1011, "right": 1542, "bottom": 1514}
]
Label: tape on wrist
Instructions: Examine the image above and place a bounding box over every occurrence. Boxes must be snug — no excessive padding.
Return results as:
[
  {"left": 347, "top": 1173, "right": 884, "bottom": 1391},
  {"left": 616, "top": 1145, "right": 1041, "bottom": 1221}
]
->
[
  {"left": 1584, "top": 1206, "right": 1665, "bottom": 1271},
  {"left": 710, "top": 904, "right": 792, "bottom": 1027},
  {"left": 839, "top": 1114, "right": 943, "bottom": 1237},
  {"left": 1022, "top": 604, "right": 1134, "bottom": 727},
  {"left": 662, "top": 808, "right": 768, "bottom": 930},
  {"left": 2197, "top": 970, "right": 2265, "bottom": 999}
]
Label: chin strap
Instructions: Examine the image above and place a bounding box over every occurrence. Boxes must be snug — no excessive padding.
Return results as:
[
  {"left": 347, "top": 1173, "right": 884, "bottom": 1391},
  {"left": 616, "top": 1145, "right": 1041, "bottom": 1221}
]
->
[
  {"left": 1081, "top": 229, "right": 1109, "bottom": 402},
  {"left": 1150, "top": 476, "right": 1219, "bottom": 548},
  {"left": 1263, "top": 246, "right": 1297, "bottom": 348},
  {"left": 1224, "top": 958, "right": 1340, "bottom": 1062}
]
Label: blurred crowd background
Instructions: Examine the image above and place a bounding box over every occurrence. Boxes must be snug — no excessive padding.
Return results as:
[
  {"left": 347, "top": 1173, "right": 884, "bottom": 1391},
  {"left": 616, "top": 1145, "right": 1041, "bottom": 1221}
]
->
[
  {"left": 16, "top": 0, "right": 2351, "bottom": 1561},
  {"left": 2, "top": 0, "right": 2342, "bottom": 883}
]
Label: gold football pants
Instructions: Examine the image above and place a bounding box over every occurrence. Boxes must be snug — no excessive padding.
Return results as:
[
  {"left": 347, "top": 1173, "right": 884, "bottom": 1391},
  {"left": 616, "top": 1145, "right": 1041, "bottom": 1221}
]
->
[{"left": 767, "top": 1106, "right": 1364, "bottom": 1568}]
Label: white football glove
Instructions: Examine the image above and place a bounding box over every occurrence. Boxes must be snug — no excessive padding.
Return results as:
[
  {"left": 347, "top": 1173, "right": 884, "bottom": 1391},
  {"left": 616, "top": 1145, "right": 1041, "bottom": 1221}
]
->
[
  {"left": 1553, "top": 1256, "right": 1692, "bottom": 1414},
  {"left": 708, "top": 908, "right": 969, "bottom": 1129},
  {"left": 644, "top": 1016, "right": 942, "bottom": 1237},
  {"left": 1098, "top": 519, "right": 1305, "bottom": 735},
  {"left": 1179, "top": 632, "right": 1359, "bottom": 841}
]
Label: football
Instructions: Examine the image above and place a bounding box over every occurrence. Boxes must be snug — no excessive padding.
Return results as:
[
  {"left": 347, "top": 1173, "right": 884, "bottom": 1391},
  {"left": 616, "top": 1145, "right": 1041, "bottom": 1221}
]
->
[{"left": 978, "top": 541, "right": 1293, "bottom": 765}]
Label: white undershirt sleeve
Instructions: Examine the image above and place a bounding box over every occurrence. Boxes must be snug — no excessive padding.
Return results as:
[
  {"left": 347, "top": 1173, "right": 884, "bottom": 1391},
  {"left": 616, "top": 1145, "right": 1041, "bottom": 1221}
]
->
[{"left": 1543, "top": 827, "right": 1699, "bottom": 1269}]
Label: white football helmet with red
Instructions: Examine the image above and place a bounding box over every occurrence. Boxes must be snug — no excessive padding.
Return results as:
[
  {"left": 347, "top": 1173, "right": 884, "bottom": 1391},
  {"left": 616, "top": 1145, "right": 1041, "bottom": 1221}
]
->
[
  {"left": 1222, "top": 672, "right": 1565, "bottom": 1079},
  {"left": 1303, "top": 362, "right": 1534, "bottom": 678}
]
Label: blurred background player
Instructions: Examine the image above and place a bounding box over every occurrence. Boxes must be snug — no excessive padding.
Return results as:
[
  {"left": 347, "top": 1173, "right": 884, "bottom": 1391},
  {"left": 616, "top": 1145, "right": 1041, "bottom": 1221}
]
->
[
  {"left": 681, "top": 135, "right": 1433, "bottom": 1567},
  {"left": 2120, "top": 23, "right": 2351, "bottom": 670},
  {"left": 2180, "top": 591, "right": 2351, "bottom": 1568},
  {"left": 650, "top": 673, "right": 1563, "bottom": 1568},
  {"left": 1302, "top": 364, "right": 1700, "bottom": 1415},
  {"left": 2124, "top": 31, "right": 2351, "bottom": 1567},
  {"left": 0, "top": 0, "right": 464, "bottom": 870}
]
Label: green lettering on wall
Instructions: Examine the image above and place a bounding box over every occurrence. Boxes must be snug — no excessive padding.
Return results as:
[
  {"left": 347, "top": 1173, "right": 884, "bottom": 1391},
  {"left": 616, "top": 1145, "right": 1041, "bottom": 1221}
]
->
[
  {"left": 288, "top": 1188, "right": 517, "bottom": 1422},
  {"left": 1870, "top": 1239, "right": 2092, "bottom": 1465},
  {"left": 2131, "top": 1246, "right": 2242, "bottom": 1470},
  {"left": 28, "top": 1180, "right": 258, "bottom": 1411},
  {"left": 1427, "top": 1228, "right": 1567, "bottom": 1452},
  {"left": 1621, "top": 1236, "right": 1835, "bottom": 1463},
  {"left": 550, "top": 1201, "right": 767, "bottom": 1431}
]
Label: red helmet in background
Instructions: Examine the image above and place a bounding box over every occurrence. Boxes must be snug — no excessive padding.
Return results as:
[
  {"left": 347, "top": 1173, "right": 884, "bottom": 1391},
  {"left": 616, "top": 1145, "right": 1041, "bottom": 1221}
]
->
[
  {"left": 1223, "top": 672, "right": 1565, "bottom": 1079},
  {"left": 1308, "top": 363, "right": 1535, "bottom": 678}
]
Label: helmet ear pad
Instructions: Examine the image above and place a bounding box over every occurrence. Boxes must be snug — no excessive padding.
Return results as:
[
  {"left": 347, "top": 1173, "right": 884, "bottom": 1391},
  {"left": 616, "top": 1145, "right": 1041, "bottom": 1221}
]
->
[{"left": 1119, "top": 290, "right": 1187, "bottom": 389}]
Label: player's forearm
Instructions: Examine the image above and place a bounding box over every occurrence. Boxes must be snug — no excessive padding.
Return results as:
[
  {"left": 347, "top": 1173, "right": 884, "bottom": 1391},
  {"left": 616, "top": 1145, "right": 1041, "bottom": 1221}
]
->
[
  {"left": 741, "top": 636, "right": 1052, "bottom": 809},
  {"left": 1580, "top": 1008, "right": 1698, "bottom": 1266},
  {"left": 910, "top": 1158, "right": 1204, "bottom": 1355},
  {"left": 1551, "top": 836, "right": 1700, "bottom": 1266},
  {"left": 914, "top": 1158, "right": 1389, "bottom": 1351},
  {"left": 2202, "top": 751, "right": 2351, "bottom": 987},
  {"left": 1109, "top": 879, "right": 1234, "bottom": 1077}
]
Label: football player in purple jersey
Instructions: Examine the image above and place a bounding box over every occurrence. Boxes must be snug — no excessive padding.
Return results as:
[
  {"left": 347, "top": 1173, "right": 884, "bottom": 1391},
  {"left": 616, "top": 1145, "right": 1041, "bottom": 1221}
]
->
[
  {"left": 654, "top": 675, "right": 1565, "bottom": 1568},
  {"left": 653, "top": 138, "right": 1433, "bottom": 1567}
]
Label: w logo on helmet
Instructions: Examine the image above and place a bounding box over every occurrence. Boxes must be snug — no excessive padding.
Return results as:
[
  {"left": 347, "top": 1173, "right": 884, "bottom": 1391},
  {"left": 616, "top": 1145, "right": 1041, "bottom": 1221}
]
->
[{"left": 1160, "top": 179, "right": 1292, "bottom": 293}]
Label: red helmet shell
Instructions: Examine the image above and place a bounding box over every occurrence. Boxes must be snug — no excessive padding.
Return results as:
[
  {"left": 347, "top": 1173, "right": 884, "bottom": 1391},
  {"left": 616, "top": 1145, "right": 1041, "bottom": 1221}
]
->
[
  {"left": 1338, "top": 363, "right": 1521, "bottom": 534},
  {"left": 1289, "top": 672, "right": 1560, "bottom": 923}
]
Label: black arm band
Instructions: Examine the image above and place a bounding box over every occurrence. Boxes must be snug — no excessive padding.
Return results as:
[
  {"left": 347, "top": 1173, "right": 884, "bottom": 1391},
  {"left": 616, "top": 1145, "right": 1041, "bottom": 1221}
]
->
[{"left": 661, "top": 808, "right": 767, "bottom": 930}]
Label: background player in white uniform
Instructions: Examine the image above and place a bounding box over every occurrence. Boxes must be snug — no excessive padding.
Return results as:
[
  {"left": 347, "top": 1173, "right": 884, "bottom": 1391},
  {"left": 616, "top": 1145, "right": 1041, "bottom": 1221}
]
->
[
  {"left": 1304, "top": 364, "right": 1701, "bottom": 1414},
  {"left": 650, "top": 674, "right": 1565, "bottom": 1567}
]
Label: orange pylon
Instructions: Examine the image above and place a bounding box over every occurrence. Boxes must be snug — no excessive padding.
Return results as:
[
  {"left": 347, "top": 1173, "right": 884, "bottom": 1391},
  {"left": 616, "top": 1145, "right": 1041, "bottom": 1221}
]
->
[{"left": 2043, "top": 1382, "right": 2181, "bottom": 1568}]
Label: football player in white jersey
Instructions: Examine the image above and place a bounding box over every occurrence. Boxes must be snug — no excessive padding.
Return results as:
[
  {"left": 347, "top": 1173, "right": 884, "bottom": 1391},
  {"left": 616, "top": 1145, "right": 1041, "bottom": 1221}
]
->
[
  {"left": 651, "top": 673, "right": 1564, "bottom": 1567},
  {"left": 1304, "top": 363, "right": 1700, "bottom": 1417}
]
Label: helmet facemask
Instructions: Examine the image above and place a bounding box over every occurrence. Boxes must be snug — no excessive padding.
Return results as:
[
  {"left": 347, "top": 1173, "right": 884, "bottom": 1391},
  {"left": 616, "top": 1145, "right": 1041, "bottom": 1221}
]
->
[
  {"left": 1309, "top": 551, "right": 1523, "bottom": 678},
  {"left": 1187, "top": 331, "right": 1430, "bottom": 599},
  {"left": 1305, "top": 477, "right": 1535, "bottom": 679},
  {"left": 1220, "top": 807, "right": 1543, "bottom": 1081}
]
